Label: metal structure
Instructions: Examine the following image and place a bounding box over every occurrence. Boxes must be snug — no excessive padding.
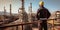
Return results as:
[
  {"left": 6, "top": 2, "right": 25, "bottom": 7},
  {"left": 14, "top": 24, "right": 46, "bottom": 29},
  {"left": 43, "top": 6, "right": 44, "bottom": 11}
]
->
[
  {"left": 10, "top": 4, "right": 12, "bottom": 16},
  {"left": 28, "top": 3, "right": 32, "bottom": 22},
  {"left": 3, "top": 6, "right": 6, "bottom": 21},
  {"left": 18, "top": 0, "right": 28, "bottom": 30},
  {"left": 4, "top": 6, "right": 6, "bottom": 16},
  {"left": 56, "top": 11, "right": 60, "bottom": 19},
  {"left": 19, "top": 0, "right": 28, "bottom": 22},
  {"left": 19, "top": 0, "right": 25, "bottom": 21}
]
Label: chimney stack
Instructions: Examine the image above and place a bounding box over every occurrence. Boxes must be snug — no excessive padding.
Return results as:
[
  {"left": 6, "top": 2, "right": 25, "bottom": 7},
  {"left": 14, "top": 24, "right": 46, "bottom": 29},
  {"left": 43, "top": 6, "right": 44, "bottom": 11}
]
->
[
  {"left": 29, "top": 3, "right": 32, "bottom": 14},
  {"left": 4, "top": 6, "right": 6, "bottom": 15},
  {"left": 10, "top": 4, "right": 12, "bottom": 16}
]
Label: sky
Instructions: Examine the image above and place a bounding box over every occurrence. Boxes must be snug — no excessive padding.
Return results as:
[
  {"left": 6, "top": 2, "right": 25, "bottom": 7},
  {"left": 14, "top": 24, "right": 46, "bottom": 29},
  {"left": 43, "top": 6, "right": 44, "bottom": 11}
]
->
[{"left": 0, "top": 0, "right": 60, "bottom": 14}]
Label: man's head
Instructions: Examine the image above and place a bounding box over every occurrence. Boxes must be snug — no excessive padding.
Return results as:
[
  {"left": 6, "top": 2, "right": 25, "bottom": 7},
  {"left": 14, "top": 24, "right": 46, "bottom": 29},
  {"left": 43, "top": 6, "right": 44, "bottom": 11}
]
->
[{"left": 39, "top": 1, "right": 44, "bottom": 7}]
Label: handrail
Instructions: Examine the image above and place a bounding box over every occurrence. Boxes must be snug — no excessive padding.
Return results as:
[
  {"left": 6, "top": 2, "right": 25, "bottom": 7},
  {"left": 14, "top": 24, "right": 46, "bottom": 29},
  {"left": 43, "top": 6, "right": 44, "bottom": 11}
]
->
[{"left": 0, "top": 19, "right": 56, "bottom": 28}]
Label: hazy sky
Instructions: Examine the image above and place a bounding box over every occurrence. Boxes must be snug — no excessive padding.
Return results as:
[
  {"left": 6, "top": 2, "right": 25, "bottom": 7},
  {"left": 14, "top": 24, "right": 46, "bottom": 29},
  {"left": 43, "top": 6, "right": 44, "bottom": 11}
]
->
[{"left": 0, "top": 0, "right": 60, "bottom": 13}]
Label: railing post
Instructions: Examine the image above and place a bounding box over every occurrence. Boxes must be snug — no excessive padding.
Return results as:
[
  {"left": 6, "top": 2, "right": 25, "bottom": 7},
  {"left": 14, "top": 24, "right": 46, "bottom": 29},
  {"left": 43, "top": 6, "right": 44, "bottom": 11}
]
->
[
  {"left": 22, "top": 25, "right": 23, "bottom": 30},
  {"left": 16, "top": 26, "right": 18, "bottom": 30},
  {"left": 38, "top": 20, "right": 41, "bottom": 30}
]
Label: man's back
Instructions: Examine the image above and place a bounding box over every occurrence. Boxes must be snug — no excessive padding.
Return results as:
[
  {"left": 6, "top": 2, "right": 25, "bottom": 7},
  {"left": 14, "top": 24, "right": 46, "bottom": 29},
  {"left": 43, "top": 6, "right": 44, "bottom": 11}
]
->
[{"left": 36, "top": 7, "right": 51, "bottom": 20}]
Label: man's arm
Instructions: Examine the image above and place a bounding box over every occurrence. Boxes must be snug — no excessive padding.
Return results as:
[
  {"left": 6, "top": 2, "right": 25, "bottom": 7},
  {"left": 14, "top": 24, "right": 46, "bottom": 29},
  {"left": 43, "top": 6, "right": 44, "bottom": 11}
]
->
[
  {"left": 36, "top": 9, "right": 40, "bottom": 20},
  {"left": 47, "top": 10, "right": 51, "bottom": 18}
]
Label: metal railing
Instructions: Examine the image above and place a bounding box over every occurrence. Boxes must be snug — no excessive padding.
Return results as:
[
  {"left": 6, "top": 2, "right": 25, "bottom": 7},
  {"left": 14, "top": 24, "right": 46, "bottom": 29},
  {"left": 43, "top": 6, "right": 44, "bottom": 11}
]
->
[{"left": 0, "top": 19, "right": 58, "bottom": 30}]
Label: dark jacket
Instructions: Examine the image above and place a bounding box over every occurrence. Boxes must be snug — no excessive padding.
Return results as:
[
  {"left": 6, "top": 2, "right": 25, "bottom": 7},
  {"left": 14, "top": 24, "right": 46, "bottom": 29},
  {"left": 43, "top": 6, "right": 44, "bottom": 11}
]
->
[{"left": 36, "top": 7, "right": 51, "bottom": 20}]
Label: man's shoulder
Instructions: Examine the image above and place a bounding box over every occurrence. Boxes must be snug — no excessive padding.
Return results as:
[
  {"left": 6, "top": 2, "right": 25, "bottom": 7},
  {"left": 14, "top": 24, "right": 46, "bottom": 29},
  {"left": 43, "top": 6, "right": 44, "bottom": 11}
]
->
[
  {"left": 43, "top": 7, "right": 48, "bottom": 10},
  {"left": 38, "top": 8, "right": 48, "bottom": 10}
]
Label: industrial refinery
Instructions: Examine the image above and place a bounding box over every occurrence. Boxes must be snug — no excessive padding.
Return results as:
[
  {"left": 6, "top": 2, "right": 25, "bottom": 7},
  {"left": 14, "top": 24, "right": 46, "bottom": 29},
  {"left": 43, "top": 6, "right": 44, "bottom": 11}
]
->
[{"left": 0, "top": 0, "right": 60, "bottom": 30}]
